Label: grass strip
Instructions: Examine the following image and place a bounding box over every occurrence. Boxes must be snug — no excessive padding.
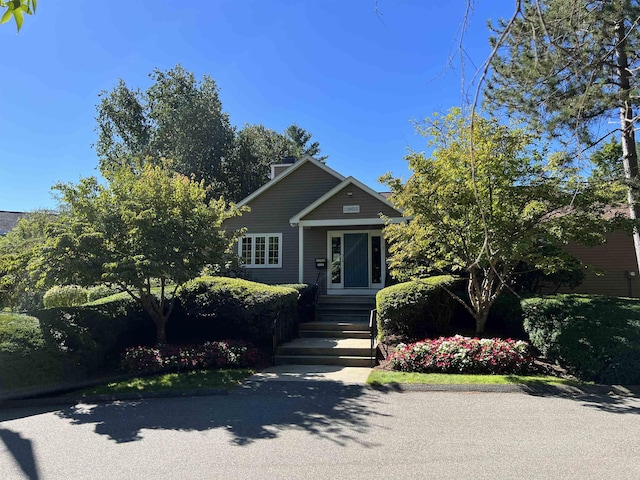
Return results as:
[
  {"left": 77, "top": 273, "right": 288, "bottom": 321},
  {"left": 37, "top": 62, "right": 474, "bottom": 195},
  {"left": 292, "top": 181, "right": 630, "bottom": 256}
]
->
[
  {"left": 72, "top": 369, "right": 254, "bottom": 396},
  {"left": 367, "top": 370, "right": 583, "bottom": 387}
]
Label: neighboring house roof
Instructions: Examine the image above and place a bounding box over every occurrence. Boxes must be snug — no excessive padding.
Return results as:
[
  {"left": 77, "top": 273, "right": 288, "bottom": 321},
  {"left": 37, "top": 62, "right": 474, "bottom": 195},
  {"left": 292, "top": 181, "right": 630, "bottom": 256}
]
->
[
  {"left": 236, "top": 155, "right": 345, "bottom": 207},
  {"left": 0, "top": 210, "right": 26, "bottom": 236}
]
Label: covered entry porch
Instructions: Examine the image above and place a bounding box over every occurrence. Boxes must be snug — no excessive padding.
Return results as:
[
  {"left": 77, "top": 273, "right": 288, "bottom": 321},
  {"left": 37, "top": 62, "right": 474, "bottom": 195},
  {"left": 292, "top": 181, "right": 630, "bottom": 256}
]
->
[{"left": 297, "top": 224, "right": 389, "bottom": 295}]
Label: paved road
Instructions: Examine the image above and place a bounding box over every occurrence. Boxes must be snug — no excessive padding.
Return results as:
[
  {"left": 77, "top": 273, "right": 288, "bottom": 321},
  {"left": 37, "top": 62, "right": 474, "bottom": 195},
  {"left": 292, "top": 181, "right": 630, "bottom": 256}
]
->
[{"left": 2, "top": 382, "right": 640, "bottom": 479}]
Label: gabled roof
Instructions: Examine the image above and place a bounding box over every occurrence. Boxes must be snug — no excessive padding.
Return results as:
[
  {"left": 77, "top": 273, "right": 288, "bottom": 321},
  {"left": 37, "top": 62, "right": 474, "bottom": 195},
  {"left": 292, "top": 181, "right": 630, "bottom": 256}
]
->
[
  {"left": 290, "top": 176, "right": 404, "bottom": 225},
  {"left": 0, "top": 210, "right": 26, "bottom": 235},
  {"left": 236, "top": 155, "right": 345, "bottom": 207}
]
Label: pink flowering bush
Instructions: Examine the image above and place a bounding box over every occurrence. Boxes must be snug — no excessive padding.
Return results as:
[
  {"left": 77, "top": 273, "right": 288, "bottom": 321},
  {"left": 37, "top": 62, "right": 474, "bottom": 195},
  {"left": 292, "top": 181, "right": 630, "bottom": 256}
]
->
[
  {"left": 387, "top": 335, "right": 535, "bottom": 375},
  {"left": 120, "top": 340, "right": 261, "bottom": 374}
]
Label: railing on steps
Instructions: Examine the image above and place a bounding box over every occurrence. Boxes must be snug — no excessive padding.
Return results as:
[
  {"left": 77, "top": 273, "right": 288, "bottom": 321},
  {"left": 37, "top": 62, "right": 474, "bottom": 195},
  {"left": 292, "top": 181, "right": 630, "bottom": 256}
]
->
[{"left": 369, "top": 308, "right": 378, "bottom": 367}]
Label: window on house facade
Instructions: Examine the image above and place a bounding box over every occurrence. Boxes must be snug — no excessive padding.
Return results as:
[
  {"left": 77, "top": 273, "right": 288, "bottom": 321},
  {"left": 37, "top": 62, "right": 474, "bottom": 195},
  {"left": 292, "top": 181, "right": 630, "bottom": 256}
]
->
[{"left": 239, "top": 234, "right": 282, "bottom": 268}]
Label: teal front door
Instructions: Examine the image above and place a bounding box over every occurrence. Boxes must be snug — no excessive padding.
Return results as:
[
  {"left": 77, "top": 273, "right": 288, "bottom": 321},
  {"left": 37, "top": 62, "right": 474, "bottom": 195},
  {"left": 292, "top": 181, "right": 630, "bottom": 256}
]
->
[{"left": 344, "top": 233, "right": 369, "bottom": 288}]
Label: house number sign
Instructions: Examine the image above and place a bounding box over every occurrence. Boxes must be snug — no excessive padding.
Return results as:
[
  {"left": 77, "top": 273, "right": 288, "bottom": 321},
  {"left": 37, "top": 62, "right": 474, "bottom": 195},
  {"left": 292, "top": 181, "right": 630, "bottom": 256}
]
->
[{"left": 343, "top": 205, "right": 360, "bottom": 214}]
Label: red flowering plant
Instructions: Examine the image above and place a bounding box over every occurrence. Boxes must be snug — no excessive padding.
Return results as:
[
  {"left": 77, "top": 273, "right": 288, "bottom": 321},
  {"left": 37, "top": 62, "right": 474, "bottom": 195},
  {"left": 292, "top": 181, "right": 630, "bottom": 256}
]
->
[
  {"left": 387, "top": 335, "right": 535, "bottom": 375},
  {"left": 120, "top": 340, "right": 261, "bottom": 374}
]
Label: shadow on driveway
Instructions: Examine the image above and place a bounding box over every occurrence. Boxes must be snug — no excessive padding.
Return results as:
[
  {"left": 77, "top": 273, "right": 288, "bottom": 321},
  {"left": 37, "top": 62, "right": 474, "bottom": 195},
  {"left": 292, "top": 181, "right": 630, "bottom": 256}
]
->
[{"left": 54, "top": 381, "right": 393, "bottom": 446}]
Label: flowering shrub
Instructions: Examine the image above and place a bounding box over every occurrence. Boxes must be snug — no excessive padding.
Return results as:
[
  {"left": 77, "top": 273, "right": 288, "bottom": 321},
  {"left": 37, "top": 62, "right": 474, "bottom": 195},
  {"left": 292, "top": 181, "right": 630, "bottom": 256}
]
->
[
  {"left": 387, "top": 335, "right": 535, "bottom": 375},
  {"left": 120, "top": 340, "right": 261, "bottom": 374}
]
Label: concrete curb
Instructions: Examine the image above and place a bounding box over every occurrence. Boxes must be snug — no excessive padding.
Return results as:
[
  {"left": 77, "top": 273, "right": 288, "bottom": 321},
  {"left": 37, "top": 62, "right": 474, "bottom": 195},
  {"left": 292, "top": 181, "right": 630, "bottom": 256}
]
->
[{"left": 2, "top": 373, "right": 639, "bottom": 410}]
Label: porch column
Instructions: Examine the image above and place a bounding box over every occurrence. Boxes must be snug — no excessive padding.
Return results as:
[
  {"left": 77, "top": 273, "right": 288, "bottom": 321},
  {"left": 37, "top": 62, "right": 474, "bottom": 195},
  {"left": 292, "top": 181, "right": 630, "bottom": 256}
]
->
[{"left": 298, "top": 224, "right": 304, "bottom": 283}]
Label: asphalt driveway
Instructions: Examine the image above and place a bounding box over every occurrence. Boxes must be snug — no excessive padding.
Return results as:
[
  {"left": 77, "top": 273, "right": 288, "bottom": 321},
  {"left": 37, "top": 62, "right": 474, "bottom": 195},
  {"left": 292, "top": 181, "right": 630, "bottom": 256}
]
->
[{"left": 2, "top": 380, "right": 640, "bottom": 479}]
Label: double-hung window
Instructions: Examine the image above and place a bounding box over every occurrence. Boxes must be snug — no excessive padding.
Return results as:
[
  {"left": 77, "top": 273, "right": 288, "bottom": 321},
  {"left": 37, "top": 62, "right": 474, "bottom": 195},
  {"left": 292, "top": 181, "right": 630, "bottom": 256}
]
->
[{"left": 239, "top": 233, "right": 282, "bottom": 268}]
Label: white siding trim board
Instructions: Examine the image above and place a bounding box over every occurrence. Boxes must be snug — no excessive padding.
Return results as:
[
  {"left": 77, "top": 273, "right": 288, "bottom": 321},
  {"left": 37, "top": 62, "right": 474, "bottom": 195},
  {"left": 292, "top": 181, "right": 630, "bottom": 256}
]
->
[{"left": 297, "top": 217, "right": 405, "bottom": 227}]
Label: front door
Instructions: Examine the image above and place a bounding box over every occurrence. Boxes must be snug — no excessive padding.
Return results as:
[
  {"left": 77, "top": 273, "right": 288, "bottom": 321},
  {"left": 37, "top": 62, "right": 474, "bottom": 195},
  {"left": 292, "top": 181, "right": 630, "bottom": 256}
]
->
[
  {"left": 344, "top": 233, "right": 369, "bottom": 288},
  {"left": 328, "top": 230, "right": 384, "bottom": 291}
]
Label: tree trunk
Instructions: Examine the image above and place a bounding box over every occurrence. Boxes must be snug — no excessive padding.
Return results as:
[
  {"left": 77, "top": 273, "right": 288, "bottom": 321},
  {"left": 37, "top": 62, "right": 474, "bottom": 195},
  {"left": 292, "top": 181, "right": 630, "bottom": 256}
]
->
[
  {"left": 474, "top": 311, "right": 489, "bottom": 335},
  {"left": 154, "top": 316, "right": 167, "bottom": 345},
  {"left": 615, "top": 19, "right": 640, "bottom": 274}
]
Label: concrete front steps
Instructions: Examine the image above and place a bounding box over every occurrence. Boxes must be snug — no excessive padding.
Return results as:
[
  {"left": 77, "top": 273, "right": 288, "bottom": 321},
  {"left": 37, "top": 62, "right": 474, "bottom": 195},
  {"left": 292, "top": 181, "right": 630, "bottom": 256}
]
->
[{"left": 274, "top": 295, "right": 377, "bottom": 367}]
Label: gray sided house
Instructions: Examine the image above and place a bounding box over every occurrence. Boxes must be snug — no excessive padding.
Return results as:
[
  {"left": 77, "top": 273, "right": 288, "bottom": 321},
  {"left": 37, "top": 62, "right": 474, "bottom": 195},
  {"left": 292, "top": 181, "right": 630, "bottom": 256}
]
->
[
  {"left": 0, "top": 211, "right": 26, "bottom": 236},
  {"left": 224, "top": 156, "right": 404, "bottom": 294}
]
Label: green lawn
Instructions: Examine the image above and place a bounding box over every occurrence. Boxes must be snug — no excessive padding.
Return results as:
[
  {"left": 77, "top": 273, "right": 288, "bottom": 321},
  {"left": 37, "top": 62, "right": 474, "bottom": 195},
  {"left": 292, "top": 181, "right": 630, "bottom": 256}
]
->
[
  {"left": 367, "top": 370, "right": 584, "bottom": 386},
  {"left": 71, "top": 369, "right": 254, "bottom": 396}
]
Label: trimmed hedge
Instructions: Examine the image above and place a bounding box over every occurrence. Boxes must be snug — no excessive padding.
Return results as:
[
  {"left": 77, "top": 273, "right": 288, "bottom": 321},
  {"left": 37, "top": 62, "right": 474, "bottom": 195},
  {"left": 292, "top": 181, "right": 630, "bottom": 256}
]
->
[
  {"left": 376, "top": 276, "right": 459, "bottom": 341},
  {"left": 278, "top": 283, "right": 317, "bottom": 322},
  {"left": 86, "top": 284, "right": 121, "bottom": 302},
  {"left": 174, "top": 276, "right": 299, "bottom": 346},
  {"left": 43, "top": 285, "right": 89, "bottom": 308},
  {"left": 522, "top": 294, "right": 640, "bottom": 384},
  {"left": 0, "top": 313, "right": 68, "bottom": 390},
  {"left": 34, "top": 295, "right": 154, "bottom": 378}
]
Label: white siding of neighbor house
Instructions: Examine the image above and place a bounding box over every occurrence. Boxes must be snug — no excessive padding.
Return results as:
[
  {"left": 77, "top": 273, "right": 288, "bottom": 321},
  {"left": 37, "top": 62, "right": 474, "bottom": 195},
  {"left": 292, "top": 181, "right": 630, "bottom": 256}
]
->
[{"left": 223, "top": 161, "right": 342, "bottom": 285}]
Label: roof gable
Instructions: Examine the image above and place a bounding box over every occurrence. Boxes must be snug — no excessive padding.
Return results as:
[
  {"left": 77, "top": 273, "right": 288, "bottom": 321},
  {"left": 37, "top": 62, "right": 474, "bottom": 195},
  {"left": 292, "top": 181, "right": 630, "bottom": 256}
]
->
[
  {"left": 236, "top": 155, "right": 345, "bottom": 207},
  {"left": 290, "top": 176, "right": 403, "bottom": 224}
]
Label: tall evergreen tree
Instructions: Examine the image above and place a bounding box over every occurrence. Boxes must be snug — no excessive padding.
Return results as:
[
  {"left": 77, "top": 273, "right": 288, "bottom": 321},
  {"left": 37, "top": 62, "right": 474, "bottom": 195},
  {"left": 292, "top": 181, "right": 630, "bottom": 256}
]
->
[
  {"left": 284, "top": 124, "right": 328, "bottom": 162},
  {"left": 484, "top": 0, "right": 640, "bottom": 269}
]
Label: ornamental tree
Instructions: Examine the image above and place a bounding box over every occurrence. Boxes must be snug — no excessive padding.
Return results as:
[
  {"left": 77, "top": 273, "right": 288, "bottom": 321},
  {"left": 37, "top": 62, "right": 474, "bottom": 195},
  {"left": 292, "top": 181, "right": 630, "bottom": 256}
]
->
[
  {"left": 35, "top": 160, "right": 242, "bottom": 344},
  {"left": 382, "top": 109, "right": 624, "bottom": 333}
]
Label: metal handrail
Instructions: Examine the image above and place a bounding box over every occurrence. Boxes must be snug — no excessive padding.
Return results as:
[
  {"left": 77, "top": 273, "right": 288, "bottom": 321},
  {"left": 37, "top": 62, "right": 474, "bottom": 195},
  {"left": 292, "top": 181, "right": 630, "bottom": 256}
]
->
[{"left": 369, "top": 308, "right": 377, "bottom": 367}]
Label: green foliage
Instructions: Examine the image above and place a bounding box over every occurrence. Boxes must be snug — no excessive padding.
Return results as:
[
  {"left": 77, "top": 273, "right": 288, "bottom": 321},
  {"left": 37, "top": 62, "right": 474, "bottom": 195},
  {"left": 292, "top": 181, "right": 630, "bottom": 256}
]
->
[
  {"left": 514, "top": 243, "right": 585, "bottom": 295},
  {"left": 86, "top": 284, "right": 120, "bottom": 302},
  {"left": 96, "top": 65, "right": 235, "bottom": 197},
  {"left": 283, "top": 124, "right": 327, "bottom": 162},
  {"left": 95, "top": 65, "right": 326, "bottom": 203},
  {"left": 226, "top": 123, "right": 326, "bottom": 200},
  {"left": 0, "top": 210, "right": 58, "bottom": 309},
  {"left": 0, "top": 312, "right": 67, "bottom": 390},
  {"left": 35, "top": 162, "right": 241, "bottom": 343},
  {"left": 522, "top": 294, "right": 640, "bottom": 383},
  {"left": 175, "top": 276, "right": 298, "bottom": 346},
  {"left": 485, "top": 0, "right": 640, "bottom": 149},
  {"left": 0, "top": 0, "right": 36, "bottom": 31},
  {"left": 43, "top": 285, "right": 89, "bottom": 308},
  {"left": 376, "top": 276, "right": 459, "bottom": 341},
  {"left": 382, "top": 109, "right": 623, "bottom": 332},
  {"left": 485, "top": 1, "right": 640, "bottom": 265},
  {"left": 34, "top": 295, "right": 154, "bottom": 377},
  {"left": 277, "top": 283, "right": 317, "bottom": 322},
  {"left": 486, "top": 293, "right": 526, "bottom": 338}
]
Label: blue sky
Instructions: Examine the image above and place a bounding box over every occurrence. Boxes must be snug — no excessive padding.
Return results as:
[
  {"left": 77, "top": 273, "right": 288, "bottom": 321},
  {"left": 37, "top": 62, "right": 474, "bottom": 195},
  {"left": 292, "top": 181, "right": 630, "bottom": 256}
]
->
[{"left": 0, "top": 0, "right": 513, "bottom": 212}]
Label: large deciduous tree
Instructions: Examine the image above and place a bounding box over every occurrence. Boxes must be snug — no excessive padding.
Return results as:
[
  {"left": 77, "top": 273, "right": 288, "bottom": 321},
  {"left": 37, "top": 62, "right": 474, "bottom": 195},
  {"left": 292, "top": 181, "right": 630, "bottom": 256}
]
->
[
  {"left": 484, "top": 0, "right": 640, "bottom": 271},
  {"left": 382, "top": 109, "right": 621, "bottom": 333},
  {"left": 96, "top": 65, "right": 327, "bottom": 202},
  {"left": 35, "top": 161, "right": 242, "bottom": 344},
  {"left": 0, "top": 210, "right": 56, "bottom": 309},
  {"left": 95, "top": 65, "right": 236, "bottom": 199}
]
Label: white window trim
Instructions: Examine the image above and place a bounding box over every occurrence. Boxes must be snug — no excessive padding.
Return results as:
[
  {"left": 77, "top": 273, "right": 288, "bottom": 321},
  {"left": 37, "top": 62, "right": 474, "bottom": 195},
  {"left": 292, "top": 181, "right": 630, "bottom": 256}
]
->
[{"left": 239, "top": 233, "right": 283, "bottom": 268}]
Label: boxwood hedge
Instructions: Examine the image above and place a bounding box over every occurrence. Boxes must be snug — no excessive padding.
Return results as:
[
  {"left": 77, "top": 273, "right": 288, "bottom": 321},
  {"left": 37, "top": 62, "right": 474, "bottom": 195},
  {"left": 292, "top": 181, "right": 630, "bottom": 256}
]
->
[
  {"left": 376, "top": 276, "right": 459, "bottom": 341},
  {"left": 0, "top": 313, "right": 68, "bottom": 391},
  {"left": 522, "top": 294, "right": 640, "bottom": 384},
  {"left": 173, "top": 276, "right": 299, "bottom": 346}
]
